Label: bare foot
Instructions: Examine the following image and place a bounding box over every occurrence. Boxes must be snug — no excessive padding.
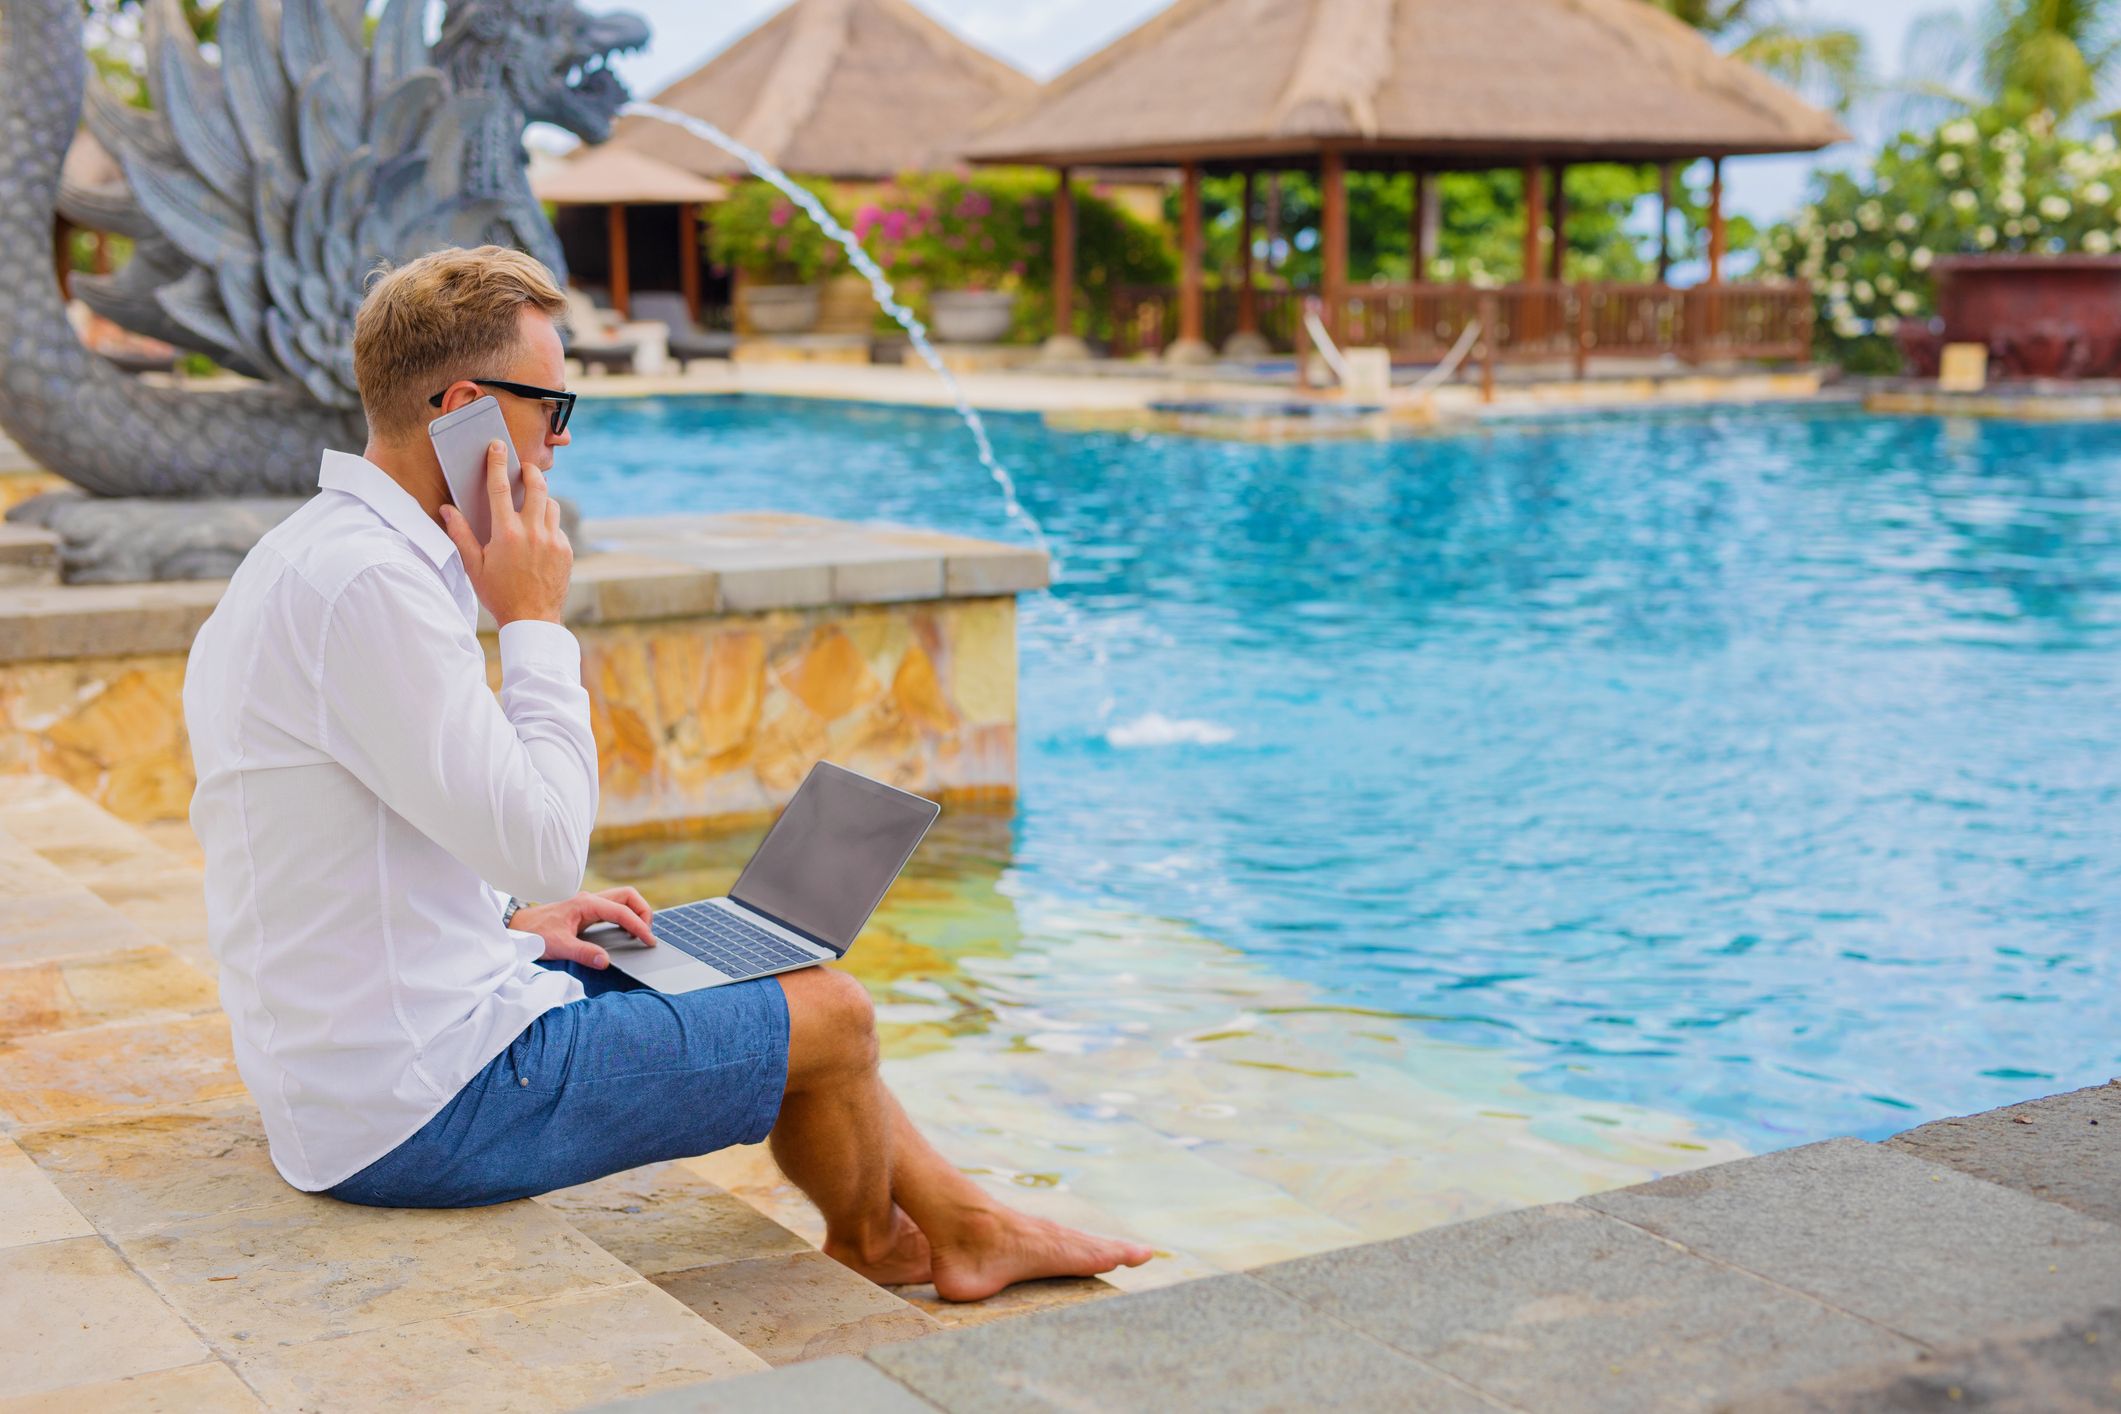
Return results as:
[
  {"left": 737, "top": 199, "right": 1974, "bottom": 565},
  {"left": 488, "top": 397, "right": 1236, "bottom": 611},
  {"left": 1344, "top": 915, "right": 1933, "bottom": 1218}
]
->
[
  {"left": 928, "top": 1206, "right": 1153, "bottom": 1302},
  {"left": 823, "top": 1205, "right": 934, "bottom": 1286}
]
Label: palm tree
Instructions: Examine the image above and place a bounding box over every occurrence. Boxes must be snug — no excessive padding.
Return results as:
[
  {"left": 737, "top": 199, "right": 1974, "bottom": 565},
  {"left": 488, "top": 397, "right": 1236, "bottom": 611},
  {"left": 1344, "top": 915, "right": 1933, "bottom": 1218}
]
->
[
  {"left": 1653, "top": 0, "right": 1870, "bottom": 113},
  {"left": 1982, "top": 0, "right": 2119, "bottom": 119},
  {"left": 1897, "top": 0, "right": 2121, "bottom": 128}
]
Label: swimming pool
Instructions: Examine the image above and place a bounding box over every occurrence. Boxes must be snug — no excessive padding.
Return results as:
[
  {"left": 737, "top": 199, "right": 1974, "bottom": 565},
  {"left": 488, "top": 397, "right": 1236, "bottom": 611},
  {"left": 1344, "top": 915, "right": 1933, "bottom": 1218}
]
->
[{"left": 574, "top": 395, "right": 2118, "bottom": 1260}]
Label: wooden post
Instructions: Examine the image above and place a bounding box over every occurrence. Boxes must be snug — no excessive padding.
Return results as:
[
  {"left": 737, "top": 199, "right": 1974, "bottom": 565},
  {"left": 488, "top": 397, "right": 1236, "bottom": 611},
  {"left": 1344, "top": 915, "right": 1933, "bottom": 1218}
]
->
[
  {"left": 1548, "top": 165, "right": 1568, "bottom": 283},
  {"left": 679, "top": 202, "right": 701, "bottom": 326},
  {"left": 1478, "top": 292, "right": 1498, "bottom": 404},
  {"left": 1237, "top": 168, "right": 1258, "bottom": 336},
  {"left": 607, "top": 203, "right": 631, "bottom": 318},
  {"left": 1052, "top": 166, "right": 1078, "bottom": 341},
  {"left": 1521, "top": 162, "right": 1545, "bottom": 286},
  {"left": 1708, "top": 158, "right": 1726, "bottom": 285},
  {"left": 1410, "top": 171, "right": 1425, "bottom": 282},
  {"left": 1573, "top": 279, "right": 1592, "bottom": 380},
  {"left": 1321, "top": 150, "right": 1348, "bottom": 339},
  {"left": 1656, "top": 162, "right": 1674, "bottom": 284},
  {"left": 1412, "top": 170, "right": 1440, "bottom": 283},
  {"left": 1178, "top": 161, "right": 1205, "bottom": 349},
  {"left": 1266, "top": 173, "right": 1283, "bottom": 274},
  {"left": 53, "top": 217, "right": 72, "bottom": 301},
  {"left": 1293, "top": 292, "right": 1314, "bottom": 389}
]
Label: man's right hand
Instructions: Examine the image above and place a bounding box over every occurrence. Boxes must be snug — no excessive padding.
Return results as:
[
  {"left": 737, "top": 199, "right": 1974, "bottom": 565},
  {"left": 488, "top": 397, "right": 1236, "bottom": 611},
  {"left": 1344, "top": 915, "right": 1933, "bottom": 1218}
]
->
[{"left": 441, "top": 440, "right": 572, "bottom": 626}]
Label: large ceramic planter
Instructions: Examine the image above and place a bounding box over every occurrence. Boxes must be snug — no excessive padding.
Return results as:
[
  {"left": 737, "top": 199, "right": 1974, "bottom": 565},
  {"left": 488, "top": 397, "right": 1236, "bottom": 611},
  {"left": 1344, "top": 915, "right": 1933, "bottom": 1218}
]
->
[
  {"left": 742, "top": 284, "right": 822, "bottom": 336},
  {"left": 929, "top": 289, "right": 1017, "bottom": 345},
  {"left": 1932, "top": 255, "right": 2121, "bottom": 379}
]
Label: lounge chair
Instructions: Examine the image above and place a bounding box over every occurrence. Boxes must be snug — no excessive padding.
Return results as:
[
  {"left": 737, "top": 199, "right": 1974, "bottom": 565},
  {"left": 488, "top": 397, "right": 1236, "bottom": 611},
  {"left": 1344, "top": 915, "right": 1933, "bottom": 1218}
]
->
[
  {"left": 630, "top": 291, "right": 736, "bottom": 372},
  {"left": 559, "top": 287, "right": 642, "bottom": 376}
]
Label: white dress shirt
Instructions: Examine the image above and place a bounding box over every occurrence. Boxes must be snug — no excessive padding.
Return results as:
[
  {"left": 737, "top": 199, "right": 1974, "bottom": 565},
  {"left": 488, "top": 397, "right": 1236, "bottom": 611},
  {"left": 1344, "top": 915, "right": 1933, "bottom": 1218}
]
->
[{"left": 184, "top": 450, "right": 597, "bottom": 1191}]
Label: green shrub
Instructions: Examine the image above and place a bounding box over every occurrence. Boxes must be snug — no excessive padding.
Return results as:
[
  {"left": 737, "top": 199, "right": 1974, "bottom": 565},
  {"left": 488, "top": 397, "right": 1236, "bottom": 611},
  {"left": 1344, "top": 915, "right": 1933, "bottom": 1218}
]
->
[
  {"left": 846, "top": 169, "right": 1175, "bottom": 342},
  {"left": 704, "top": 177, "right": 849, "bottom": 285},
  {"left": 1762, "top": 109, "right": 2121, "bottom": 367}
]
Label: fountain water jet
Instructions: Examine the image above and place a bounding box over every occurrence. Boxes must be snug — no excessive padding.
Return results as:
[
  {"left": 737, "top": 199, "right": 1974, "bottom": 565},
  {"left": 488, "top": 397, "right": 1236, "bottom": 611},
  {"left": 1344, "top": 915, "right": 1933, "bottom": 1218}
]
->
[{"left": 621, "top": 102, "right": 1115, "bottom": 716}]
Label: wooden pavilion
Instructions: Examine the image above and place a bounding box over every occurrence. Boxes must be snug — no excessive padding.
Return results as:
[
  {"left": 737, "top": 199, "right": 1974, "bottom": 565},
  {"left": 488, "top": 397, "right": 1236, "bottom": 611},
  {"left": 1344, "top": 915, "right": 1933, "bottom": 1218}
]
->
[
  {"left": 599, "top": 0, "right": 1035, "bottom": 183},
  {"left": 557, "top": 0, "right": 1034, "bottom": 333},
  {"left": 533, "top": 150, "right": 725, "bottom": 321},
  {"left": 966, "top": 0, "right": 1847, "bottom": 370}
]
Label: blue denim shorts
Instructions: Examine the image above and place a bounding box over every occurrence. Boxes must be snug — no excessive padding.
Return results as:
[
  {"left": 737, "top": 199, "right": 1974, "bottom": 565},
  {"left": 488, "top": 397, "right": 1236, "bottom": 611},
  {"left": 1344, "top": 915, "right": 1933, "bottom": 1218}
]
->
[{"left": 325, "top": 961, "right": 791, "bottom": 1208}]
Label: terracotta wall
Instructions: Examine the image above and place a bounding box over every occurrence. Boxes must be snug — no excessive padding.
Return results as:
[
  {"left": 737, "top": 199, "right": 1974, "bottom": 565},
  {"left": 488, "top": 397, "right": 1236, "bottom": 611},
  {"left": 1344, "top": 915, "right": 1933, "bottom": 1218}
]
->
[{"left": 0, "top": 597, "right": 1019, "bottom": 837}]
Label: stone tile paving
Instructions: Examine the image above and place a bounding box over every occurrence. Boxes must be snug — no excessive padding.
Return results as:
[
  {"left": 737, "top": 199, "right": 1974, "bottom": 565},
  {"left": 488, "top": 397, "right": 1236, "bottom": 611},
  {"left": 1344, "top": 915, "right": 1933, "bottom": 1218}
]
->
[
  {"left": 604, "top": 1080, "right": 2120, "bottom": 1414},
  {"left": 1728, "top": 1307, "right": 2121, "bottom": 1413},
  {"left": 8, "top": 774, "right": 2114, "bottom": 1412},
  {"left": 1581, "top": 1138, "right": 2121, "bottom": 1349},
  {"left": 0, "top": 777, "right": 1120, "bottom": 1410},
  {"left": 1888, "top": 1088, "right": 2119, "bottom": 1229}
]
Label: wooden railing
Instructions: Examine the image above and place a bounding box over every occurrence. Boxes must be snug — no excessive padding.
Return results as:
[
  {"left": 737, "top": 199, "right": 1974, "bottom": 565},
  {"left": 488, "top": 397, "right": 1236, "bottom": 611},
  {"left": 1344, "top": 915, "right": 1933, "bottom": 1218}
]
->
[{"left": 1106, "top": 281, "right": 1815, "bottom": 372}]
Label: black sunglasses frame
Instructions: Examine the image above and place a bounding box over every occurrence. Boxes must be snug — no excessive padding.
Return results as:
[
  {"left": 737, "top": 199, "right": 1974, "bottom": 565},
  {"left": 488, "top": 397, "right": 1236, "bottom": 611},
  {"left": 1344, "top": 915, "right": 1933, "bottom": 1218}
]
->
[{"left": 428, "top": 379, "right": 577, "bottom": 436}]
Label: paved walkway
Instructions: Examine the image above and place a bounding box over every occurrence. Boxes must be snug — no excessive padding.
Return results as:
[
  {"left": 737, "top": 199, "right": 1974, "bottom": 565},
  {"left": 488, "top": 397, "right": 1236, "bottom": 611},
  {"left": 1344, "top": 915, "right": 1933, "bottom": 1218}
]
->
[
  {"left": 0, "top": 777, "right": 1116, "bottom": 1410},
  {"left": 602, "top": 1090, "right": 2119, "bottom": 1412},
  {"left": 555, "top": 359, "right": 1830, "bottom": 424},
  {"left": 5, "top": 773, "right": 2112, "bottom": 1411}
]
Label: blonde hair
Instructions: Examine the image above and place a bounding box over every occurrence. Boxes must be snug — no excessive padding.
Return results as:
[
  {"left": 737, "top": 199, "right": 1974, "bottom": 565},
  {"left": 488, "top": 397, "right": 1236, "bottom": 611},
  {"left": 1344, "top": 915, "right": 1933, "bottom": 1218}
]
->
[{"left": 352, "top": 246, "right": 569, "bottom": 437}]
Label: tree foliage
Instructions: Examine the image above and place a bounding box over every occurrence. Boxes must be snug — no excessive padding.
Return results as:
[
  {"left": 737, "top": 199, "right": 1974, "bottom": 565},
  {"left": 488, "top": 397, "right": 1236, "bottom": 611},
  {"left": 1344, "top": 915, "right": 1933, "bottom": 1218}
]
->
[
  {"left": 1175, "top": 166, "right": 1754, "bottom": 290},
  {"left": 1762, "top": 108, "right": 2121, "bottom": 369},
  {"left": 1649, "top": 0, "right": 1869, "bottom": 112}
]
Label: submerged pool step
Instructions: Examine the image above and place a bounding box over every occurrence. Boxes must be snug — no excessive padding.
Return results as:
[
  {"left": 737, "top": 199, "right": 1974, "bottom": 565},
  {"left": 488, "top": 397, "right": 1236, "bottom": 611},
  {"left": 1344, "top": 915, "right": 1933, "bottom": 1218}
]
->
[{"left": 543, "top": 1160, "right": 945, "bottom": 1366}]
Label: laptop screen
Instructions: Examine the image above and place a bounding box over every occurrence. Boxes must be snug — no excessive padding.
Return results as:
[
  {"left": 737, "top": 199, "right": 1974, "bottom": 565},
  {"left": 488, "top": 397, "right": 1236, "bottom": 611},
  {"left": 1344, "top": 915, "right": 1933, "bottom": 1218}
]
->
[{"left": 729, "top": 762, "right": 941, "bottom": 953}]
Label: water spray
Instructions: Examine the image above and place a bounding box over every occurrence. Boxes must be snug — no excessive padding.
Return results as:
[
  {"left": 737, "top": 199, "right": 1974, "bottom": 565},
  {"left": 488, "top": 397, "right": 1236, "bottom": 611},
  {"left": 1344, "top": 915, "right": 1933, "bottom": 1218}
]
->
[{"left": 621, "top": 102, "right": 1117, "bottom": 718}]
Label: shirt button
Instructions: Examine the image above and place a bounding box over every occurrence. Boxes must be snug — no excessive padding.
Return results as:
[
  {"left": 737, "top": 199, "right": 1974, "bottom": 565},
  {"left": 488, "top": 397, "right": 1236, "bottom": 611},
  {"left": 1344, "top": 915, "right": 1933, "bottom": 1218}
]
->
[{"left": 518, "top": 1076, "right": 529, "bottom": 1088}]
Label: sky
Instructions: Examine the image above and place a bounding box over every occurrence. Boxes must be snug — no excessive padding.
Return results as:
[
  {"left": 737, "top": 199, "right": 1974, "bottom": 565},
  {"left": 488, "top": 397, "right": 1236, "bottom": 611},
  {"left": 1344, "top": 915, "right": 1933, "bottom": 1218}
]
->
[{"left": 598, "top": 0, "right": 1977, "bottom": 221}]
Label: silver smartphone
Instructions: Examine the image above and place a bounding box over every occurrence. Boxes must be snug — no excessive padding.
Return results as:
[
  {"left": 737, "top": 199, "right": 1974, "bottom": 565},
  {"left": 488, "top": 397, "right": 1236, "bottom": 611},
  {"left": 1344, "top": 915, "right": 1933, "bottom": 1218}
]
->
[{"left": 428, "top": 396, "right": 523, "bottom": 546}]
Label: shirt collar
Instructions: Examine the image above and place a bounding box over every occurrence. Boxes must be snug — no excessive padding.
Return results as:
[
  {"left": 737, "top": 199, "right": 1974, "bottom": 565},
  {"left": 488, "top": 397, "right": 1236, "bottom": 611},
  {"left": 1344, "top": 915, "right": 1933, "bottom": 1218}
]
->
[{"left": 317, "top": 450, "right": 460, "bottom": 576}]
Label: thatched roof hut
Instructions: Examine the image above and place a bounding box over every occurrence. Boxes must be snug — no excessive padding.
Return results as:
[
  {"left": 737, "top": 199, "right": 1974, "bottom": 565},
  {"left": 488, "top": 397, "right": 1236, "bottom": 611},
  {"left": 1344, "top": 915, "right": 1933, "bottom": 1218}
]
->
[
  {"left": 967, "top": 0, "right": 1845, "bottom": 170},
  {"left": 604, "top": 0, "right": 1036, "bottom": 182},
  {"left": 970, "top": 0, "right": 1844, "bottom": 357},
  {"left": 533, "top": 149, "right": 727, "bottom": 207}
]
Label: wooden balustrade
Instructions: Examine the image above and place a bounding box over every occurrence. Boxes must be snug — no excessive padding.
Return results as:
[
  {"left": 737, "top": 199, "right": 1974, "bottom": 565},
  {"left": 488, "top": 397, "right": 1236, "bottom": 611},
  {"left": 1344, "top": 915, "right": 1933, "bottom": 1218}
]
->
[{"left": 1104, "top": 281, "right": 1815, "bottom": 373}]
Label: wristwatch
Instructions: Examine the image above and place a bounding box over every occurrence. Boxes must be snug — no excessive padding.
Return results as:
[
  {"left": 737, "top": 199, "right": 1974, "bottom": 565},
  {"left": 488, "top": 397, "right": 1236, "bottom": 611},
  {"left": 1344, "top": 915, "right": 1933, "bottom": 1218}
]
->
[{"left": 501, "top": 895, "right": 525, "bottom": 929}]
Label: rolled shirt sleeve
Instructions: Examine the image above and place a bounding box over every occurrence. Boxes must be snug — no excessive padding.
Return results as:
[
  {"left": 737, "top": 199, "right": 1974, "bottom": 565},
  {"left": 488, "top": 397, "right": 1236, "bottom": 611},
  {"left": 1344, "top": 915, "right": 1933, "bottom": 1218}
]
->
[{"left": 318, "top": 564, "right": 599, "bottom": 902}]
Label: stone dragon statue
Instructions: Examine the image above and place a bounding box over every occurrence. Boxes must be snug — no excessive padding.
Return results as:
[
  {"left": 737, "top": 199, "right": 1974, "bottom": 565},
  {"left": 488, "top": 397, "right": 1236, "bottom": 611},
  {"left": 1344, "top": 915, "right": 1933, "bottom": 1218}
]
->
[{"left": 0, "top": 0, "right": 647, "bottom": 499}]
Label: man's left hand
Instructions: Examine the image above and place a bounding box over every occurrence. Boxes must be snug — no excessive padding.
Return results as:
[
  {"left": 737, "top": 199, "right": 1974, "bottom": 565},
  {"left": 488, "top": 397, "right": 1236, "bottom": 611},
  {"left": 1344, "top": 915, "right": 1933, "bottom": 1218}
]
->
[{"left": 511, "top": 888, "right": 655, "bottom": 969}]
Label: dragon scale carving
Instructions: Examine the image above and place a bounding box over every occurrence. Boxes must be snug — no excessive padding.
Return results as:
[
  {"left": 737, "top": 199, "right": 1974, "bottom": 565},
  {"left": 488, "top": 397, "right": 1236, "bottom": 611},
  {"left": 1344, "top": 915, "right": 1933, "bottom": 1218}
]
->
[{"left": 0, "top": 0, "right": 645, "bottom": 497}]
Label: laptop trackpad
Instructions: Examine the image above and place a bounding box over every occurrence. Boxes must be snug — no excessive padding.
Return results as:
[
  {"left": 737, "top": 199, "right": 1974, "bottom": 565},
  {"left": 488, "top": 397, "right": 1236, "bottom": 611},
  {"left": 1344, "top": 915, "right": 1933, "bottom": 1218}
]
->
[{"left": 581, "top": 924, "right": 729, "bottom": 988}]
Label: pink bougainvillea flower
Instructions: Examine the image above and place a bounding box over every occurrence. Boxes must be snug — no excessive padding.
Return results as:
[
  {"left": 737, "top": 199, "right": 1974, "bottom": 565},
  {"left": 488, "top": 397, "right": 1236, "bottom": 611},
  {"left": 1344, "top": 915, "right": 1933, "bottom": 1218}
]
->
[{"left": 770, "top": 203, "right": 793, "bottom": 228}]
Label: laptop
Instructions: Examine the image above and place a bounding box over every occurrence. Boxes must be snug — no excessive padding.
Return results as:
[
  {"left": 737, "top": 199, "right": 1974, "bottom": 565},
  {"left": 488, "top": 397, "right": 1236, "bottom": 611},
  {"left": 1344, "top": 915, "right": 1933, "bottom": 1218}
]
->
[{"left": 582, "top": 761, "right": 941, "bottom": 993}]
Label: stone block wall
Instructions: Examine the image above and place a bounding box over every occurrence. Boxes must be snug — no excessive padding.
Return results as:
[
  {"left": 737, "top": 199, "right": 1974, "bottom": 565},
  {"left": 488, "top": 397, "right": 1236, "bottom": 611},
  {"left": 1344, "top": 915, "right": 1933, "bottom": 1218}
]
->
[{"left": 0, "top": 514, "right": 1045, "bottom": 837}]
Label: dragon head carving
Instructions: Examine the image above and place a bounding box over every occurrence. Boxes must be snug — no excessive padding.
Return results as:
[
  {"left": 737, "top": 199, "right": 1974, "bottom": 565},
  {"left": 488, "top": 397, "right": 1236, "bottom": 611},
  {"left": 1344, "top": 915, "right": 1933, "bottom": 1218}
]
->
[
  {"left": 436, "top": 0, "right": 650, "bottom": 145},
  {"left": 46, "top": 0, "right": 653, "bottom": 422}
]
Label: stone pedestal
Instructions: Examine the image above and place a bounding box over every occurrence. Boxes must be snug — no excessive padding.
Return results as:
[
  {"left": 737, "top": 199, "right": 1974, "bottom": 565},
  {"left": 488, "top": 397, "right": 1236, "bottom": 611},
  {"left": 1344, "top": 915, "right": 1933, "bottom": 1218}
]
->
[
  {"left": 7, "top": 492, "right": 585, "bottom": 585},
  {"left": 1164, "top": 338, "right": 1216, "bottom": 367},
  {"left": 1039, "top": 333, "right": 1092, "bottom": 364},
  {"left": 7, "top": 493, "right": 306, "bottom": 584}
]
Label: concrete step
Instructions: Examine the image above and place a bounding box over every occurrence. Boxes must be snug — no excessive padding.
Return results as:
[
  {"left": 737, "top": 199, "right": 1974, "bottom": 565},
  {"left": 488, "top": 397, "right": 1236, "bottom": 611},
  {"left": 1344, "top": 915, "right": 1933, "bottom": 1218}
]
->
[
  {"left": 0, "top": 776, "right": 1113, "bottom": 1408},
  {"left": 0, "top": 524, "right": 59, "bottom": 586},
  {"left": 545, "top": 1162, "right": 944, "bottom": 1367},
  {"left": 0, "top": 779, "right": 767, "bottom": 1409}
]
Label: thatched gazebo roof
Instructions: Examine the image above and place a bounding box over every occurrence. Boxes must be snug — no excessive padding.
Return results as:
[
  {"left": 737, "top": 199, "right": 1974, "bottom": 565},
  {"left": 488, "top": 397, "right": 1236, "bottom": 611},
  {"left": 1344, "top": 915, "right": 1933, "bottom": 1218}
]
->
[
  {"left": 535, "top": 148, "right": 728, "bottom": 206},
  {"left": 604, "top": 0, "right": 1037, "bottom": 182},
  {"left": 968, "top": 0, "right": 1847, "bottom": 171}
]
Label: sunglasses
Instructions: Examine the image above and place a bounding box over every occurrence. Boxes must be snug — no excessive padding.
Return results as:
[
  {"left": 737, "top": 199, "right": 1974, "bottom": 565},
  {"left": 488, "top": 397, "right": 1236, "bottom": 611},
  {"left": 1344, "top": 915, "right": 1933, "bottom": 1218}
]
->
[{"left": 427, "top": 379, "right": 577, "bottom": 436}]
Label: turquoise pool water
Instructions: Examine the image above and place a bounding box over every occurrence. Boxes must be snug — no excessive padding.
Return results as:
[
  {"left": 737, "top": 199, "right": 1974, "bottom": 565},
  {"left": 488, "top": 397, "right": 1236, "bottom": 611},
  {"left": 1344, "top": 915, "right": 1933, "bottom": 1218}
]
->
[{"left": 568, "top": 396, "right": 2119, "bottom": 1153}]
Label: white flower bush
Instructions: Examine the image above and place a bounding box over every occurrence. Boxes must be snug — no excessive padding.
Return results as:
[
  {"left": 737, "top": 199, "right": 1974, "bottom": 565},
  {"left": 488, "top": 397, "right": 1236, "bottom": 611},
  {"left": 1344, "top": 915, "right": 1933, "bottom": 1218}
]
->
[{"left": 1766, "top": 109, "right": 2121, "bottom": 368}]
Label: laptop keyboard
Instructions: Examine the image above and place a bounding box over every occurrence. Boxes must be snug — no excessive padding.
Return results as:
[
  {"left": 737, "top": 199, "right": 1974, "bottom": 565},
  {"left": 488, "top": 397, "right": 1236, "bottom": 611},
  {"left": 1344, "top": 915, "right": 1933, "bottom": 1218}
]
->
[{"left": 654, "top": 901, "right": 819, "bottom": 977}]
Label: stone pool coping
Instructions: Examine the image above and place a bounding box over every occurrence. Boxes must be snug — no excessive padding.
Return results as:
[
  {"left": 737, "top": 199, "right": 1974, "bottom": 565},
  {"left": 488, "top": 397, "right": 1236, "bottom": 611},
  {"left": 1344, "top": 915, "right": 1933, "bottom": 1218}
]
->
[
  {"left": 0, "top": 512, "right": 1048, "bottom": 664},
  {"left": 603, "top": 1079, "right": 2121, "bottom": 1413}
]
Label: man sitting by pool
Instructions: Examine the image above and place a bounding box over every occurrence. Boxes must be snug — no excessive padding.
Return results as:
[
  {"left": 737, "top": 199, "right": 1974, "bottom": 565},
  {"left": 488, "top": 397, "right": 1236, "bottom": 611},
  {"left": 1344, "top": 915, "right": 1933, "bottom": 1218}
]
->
[{"left": 182, "top": 245, "right": 1149, "bottom": 1300}]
